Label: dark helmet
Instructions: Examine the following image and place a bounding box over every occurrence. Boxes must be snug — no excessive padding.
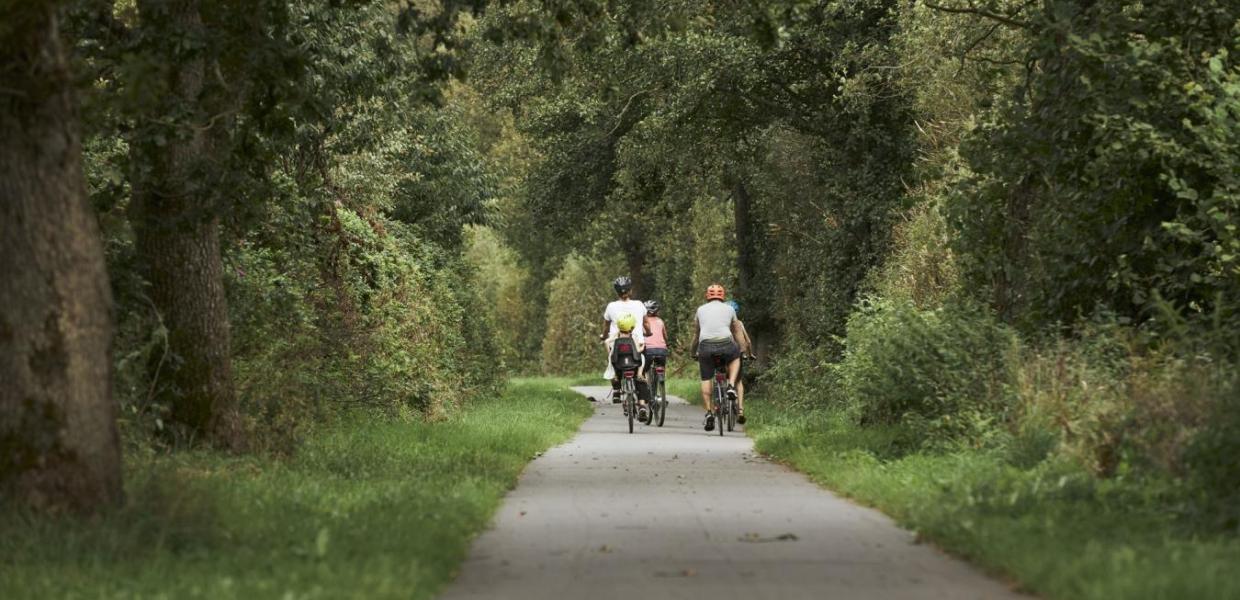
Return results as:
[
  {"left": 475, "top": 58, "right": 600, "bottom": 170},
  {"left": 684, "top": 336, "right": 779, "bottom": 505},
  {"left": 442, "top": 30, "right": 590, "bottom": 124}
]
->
[
  {"left": 643, "top": 299, "right": 661, "bottom": 315},
  {"left": 613, "top": 276, "right": 633, "bottom": 295}
]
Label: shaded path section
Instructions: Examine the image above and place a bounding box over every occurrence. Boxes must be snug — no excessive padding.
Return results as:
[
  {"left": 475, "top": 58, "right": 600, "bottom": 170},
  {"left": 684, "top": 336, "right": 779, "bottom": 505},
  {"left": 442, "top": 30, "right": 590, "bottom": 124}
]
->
[{"left": 439, "top": 386, "right": 1024, "bottom": 600}]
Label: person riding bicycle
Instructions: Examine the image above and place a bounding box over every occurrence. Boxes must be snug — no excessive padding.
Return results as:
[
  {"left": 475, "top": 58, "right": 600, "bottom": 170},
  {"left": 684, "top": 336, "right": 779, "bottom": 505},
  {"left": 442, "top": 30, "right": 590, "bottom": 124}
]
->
[
  {"left": 601, "top": 276, "right": 646, "bottom": 404},
  {"left": 726, "top": 300, "right": 755, "bottom": 425},
  {"left": 641, "top": 299, "right": 669, "bottom": 382},
  {"left": 689, "top": 284, "right": 742, "bottom": 432},
  {"left": 607, "top": 313, "right": 650, "bottom": 421}
]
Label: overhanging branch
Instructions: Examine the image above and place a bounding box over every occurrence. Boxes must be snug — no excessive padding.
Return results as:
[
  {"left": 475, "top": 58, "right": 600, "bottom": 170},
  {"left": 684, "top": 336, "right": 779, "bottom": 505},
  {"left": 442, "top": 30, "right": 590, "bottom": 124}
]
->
[{"left": 922, "top": 1, "right": 1031, "bottom": 29}]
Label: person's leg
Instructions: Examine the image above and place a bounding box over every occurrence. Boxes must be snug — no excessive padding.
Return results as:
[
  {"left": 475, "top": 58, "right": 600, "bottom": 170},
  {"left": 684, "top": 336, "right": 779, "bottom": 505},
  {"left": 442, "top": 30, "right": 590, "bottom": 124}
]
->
[
  {"left": 610, "top": 377, "right": 621, "bottom": 403},
  {"left": 736, "top": 380, "right": 747, "bottom": 424},
  {"left": 698, "top": 351, "right": 717, "bottom": 430}
]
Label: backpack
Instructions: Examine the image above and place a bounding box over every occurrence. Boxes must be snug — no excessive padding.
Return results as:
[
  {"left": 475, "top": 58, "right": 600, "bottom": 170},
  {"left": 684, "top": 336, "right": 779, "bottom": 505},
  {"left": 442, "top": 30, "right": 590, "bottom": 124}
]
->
[{"left": 610, "top": 336, "right": 642, "bottom": 371}]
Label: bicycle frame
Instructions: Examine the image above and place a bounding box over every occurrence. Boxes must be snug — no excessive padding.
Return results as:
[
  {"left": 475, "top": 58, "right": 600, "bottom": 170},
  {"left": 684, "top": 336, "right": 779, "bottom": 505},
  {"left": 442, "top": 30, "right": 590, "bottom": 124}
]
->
[
  {"left": 621, "top": 368, "right": 638, "bottom": 433},
  {"left": 711, "top": 355, "right": 729, "bottom": 435}
]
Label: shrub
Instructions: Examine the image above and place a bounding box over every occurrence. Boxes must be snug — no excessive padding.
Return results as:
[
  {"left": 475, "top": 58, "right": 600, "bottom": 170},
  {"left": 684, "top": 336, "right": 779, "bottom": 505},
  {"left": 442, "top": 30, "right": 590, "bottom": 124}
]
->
[
  {"left": 540, "top": 254, "right": 620, "bottom": 376},
  {"left": 758, "top": 339, "right": 846, "bottom": 412},
  {"left": 1012, "top": 324, "right": 1230, "bottom": 480},
  {"left": 866, "top": 200, "right": 960, "bottom": 310},
  {"left": 1186, "top": 377, "right": 1240, "bottom": 528},
  {"left": 839, "top": 298, "right": 1019, "bottom": 447}
]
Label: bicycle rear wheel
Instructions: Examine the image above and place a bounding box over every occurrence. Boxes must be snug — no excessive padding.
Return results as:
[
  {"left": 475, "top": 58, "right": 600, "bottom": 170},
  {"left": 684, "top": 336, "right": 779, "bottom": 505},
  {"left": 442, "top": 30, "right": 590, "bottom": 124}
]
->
[
  {"left": 656, "top": 376, "right": 667, "bottom": 427},
  {"left": 726, "top": 396, "right": 737, "bottom": 432},
  {"left": 715, "top": 383, "right": 724, "bottom": 437}
]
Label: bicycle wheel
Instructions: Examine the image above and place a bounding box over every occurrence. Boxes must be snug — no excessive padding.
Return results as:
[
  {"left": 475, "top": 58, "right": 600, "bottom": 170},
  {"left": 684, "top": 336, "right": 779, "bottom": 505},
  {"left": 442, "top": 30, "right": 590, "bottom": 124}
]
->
[
  {"left": 726, "top": 396, "right": 737, "bottom": 432},
  {"left": 627, "top": 394, "right": 635, "bottom": 433},
  {"left": 656, "top": 376, "right": 667, "bottom": 427},
  {"left": 715, "top": 383, "right": 724, "bottom": 437}
]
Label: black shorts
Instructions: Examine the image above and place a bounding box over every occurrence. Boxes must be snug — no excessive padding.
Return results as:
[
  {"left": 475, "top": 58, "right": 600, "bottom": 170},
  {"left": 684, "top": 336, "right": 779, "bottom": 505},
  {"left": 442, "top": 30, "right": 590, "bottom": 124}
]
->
[{"left": 697, "top": 340, "right": 739, "bottom": 380}]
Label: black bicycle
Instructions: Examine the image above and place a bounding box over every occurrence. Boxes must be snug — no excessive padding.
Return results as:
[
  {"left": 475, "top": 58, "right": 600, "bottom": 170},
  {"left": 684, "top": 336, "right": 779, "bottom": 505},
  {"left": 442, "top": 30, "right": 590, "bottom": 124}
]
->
[
  {"left": 619, "top": 366, "right": 639, "bottom": 433},
  {"left": 710, "top": 354, "right": 737, "bottom": 435},
  {"left": 648, "top": 354, "right": 668, "bottom": 427}
]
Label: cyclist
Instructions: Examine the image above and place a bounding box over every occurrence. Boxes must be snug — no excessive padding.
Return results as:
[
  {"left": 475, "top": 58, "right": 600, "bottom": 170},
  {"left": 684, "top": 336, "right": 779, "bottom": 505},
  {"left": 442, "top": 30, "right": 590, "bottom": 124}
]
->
[
  {"left": 689, "top": 284, "right": 742, "bottom": 432},
  {"left": 600, "top": 276, "right": 646, "bottom": 403},
  {"left": 608, "top": 313, "right": 647, "bottom": 419},
  {"left": 641, "top": 299, "right": 670, "bottom": 400},
  {"left": 726, "top": 300, "right": 755, "bottom": 424}
]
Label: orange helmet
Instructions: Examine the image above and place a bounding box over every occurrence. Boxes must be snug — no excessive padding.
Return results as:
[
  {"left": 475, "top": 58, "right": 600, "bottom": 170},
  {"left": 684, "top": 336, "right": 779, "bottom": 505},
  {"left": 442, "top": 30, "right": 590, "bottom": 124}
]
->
[{"left": 705, "top": 284, "right": 726, "bottom": 301}]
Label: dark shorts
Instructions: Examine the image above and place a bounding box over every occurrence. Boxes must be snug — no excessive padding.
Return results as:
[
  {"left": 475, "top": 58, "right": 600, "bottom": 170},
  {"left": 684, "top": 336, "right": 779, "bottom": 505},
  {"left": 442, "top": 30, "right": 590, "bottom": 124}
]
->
[
  {"left": 642, "top": 348, "right": 668, "bottom": 377},
  {"left": 698, "top": 339, "right": 739, "bottom": 380}
]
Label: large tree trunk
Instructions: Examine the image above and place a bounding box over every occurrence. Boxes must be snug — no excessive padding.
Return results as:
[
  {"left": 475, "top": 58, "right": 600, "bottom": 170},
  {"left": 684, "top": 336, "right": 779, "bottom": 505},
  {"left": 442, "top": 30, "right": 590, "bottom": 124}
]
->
[
  {"left": 0, "top": 2, "right": 123, "bottom": 511},
  {"left": 731, "top": 180, "right": 773, "bottom": 359},
  {"left": 129, "top": 0, "right": 243, "bottom": 449}
]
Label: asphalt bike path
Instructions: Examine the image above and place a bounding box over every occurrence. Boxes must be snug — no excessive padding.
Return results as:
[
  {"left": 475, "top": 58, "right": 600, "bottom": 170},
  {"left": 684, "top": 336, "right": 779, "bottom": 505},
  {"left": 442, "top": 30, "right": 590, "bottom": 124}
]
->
[{"left": 438, "top": 386, "right": 1025, "bottom": 600}]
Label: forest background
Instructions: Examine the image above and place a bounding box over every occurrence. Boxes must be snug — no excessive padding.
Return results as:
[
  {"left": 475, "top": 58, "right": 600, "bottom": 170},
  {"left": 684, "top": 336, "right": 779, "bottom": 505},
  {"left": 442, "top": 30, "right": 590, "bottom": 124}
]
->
[{"left": 2, "top": 0, "right": 1238, "bottom": 596}]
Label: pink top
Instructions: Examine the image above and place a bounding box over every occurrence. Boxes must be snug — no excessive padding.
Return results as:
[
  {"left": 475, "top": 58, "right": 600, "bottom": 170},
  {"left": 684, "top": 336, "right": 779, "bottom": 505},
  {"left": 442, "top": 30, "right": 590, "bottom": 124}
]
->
[{"left": 644, "top": 317, "right": 668, "bottom": 349}]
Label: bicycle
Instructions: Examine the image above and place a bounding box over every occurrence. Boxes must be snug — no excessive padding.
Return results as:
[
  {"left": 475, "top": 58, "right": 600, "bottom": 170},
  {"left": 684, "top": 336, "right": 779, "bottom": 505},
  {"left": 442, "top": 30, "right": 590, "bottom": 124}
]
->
[
  {"left": 710, "top": 354, "right": 737, "bottom": 435},
  {"left": 611, "top": 336, "right": 643, "bottom": 434},
  {"left": 619, "top": 366, "right": 638, "bottom": 433},
  {"left": 647, "top": 353, "right": 669, "bottom": 427}
]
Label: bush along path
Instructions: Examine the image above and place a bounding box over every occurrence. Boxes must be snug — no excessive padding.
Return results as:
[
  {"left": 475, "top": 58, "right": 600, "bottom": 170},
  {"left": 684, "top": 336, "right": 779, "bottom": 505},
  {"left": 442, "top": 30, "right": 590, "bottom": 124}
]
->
[
  {"left": 0, "top": 379, "right": 591, "bottom": 600},
  {"left": 439, "top": 384, "right": 1022, "bottom": 600}
]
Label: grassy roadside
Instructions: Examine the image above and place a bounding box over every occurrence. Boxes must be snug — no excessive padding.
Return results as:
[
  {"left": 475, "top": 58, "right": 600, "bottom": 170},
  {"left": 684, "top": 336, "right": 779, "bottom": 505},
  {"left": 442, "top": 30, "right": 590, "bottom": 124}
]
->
[
  {"left": 746, "top": 403, "right": 1240, "bottom": 600},
  {"left": 0, "top": 378, "right": 592, "bottom": 600}
]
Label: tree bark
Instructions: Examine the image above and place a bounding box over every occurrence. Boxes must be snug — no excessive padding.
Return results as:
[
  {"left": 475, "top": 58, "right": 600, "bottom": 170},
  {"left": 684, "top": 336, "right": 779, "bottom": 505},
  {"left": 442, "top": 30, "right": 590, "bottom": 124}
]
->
[
  {"left": 129, "top": 0, "right": 244, "bottom": 449},
  {"left": 0, "top": 2, "right": 123, "bottom": 511},
  {"left": 731, "top": 179, "right": 773, "bottom": 359}
]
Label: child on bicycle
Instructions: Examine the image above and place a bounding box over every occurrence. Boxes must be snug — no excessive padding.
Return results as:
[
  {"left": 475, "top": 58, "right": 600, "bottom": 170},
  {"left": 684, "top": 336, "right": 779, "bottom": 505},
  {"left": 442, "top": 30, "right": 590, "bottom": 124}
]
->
[
  {"left": 641, "top": 300, "right": 669, "bottom": 380},
  {"left": 607, "top": 313, "right": 651, "bottom": 421}
]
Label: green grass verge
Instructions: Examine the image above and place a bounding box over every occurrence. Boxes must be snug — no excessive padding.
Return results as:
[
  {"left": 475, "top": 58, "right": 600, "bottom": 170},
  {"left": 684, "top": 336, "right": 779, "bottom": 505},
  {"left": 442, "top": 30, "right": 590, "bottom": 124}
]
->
[
  {"left": 747, "top": 403, "right": 1240, "bottom": 599},
  {"left": 0, "top": 378, "right": 592, "bottom": 600}
]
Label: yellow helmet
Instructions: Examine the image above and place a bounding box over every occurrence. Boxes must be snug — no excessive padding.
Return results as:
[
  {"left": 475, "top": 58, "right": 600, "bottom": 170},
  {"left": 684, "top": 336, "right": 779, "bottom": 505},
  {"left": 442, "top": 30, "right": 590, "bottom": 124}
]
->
[{"left": 616, "top": 313, "right": 637, "bottom": 333}]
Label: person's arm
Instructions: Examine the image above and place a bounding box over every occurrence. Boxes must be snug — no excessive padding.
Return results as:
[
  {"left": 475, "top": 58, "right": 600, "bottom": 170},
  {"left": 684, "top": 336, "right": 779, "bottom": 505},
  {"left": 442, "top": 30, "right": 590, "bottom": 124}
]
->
[{"left": 690, "top": 317, "right": 701, "bottom": 357}]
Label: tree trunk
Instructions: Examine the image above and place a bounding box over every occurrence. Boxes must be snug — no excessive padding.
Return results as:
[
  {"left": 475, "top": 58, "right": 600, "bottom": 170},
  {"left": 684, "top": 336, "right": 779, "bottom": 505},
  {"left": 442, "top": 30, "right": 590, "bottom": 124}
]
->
[
  {"left": 626, "top": 242, "right": 646, "bottom": 300},
  {"left": 0, "top": 2, "right": 123, "bottom": 512},
  {"left": 731, "top": 180, "right": 773, "bottom": 359},
  {"left": 129, "top": 0, "right": 244, "bottom": 449}
]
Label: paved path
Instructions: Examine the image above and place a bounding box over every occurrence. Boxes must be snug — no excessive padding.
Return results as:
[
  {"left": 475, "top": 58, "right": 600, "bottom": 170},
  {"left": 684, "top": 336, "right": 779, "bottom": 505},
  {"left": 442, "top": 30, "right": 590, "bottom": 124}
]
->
[{"left": 439, "top": 386, "right": 1024, "bottom": 600}]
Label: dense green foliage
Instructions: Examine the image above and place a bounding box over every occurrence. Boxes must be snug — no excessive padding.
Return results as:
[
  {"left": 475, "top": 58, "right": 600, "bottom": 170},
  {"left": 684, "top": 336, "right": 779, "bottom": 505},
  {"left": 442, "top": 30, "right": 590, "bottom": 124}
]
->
[
  {"left": 0, "top": 380, "right": 592, "bottom": 599},
  {"left": 75, "top": 1, "right": 508, "bottom": 449},
  {"left": 951, "top": 1, "right": 1240, "bottom": 331}
]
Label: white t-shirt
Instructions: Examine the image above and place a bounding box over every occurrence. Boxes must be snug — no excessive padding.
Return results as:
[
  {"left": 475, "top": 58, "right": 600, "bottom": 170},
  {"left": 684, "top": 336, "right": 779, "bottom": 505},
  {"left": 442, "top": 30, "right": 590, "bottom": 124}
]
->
[
  {"left": 696, "top": 301, "right": 736, "bottom": 342},
  {"left": 604, "top": 299, "right": 646, "bottom": 344}
]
